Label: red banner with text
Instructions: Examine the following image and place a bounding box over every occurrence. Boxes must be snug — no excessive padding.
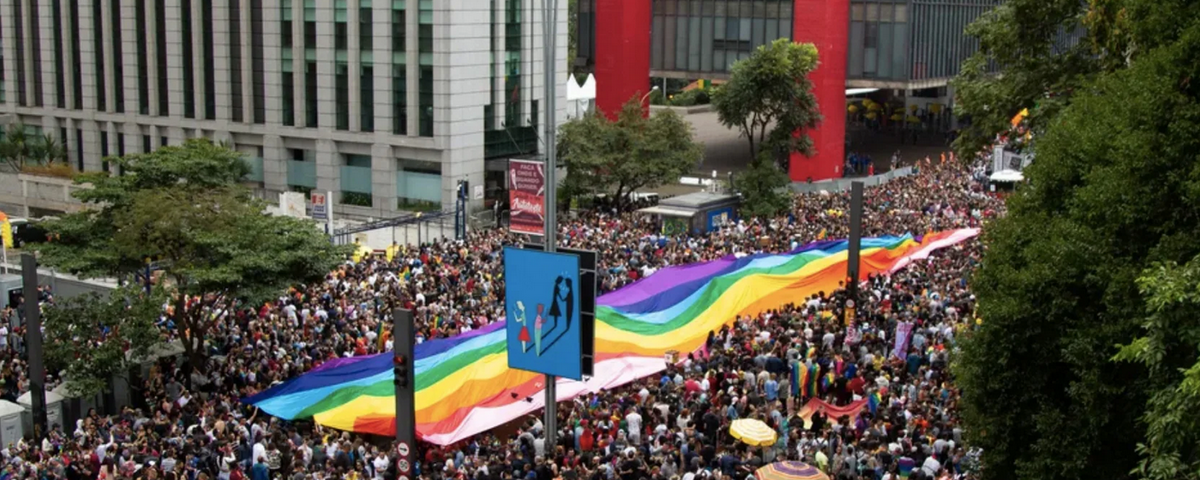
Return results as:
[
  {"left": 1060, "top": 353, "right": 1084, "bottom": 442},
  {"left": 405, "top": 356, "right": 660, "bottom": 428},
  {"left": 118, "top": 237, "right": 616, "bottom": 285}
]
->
[{"left": 508, "top": 159, "right": 545, "bottom": 236}]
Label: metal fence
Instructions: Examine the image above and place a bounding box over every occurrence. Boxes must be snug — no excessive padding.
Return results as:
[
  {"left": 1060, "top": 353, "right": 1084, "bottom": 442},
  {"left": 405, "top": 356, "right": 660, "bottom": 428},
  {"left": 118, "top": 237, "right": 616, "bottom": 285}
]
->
[{"left": 789, "top": 166, "right": 915, "bottom": 194}]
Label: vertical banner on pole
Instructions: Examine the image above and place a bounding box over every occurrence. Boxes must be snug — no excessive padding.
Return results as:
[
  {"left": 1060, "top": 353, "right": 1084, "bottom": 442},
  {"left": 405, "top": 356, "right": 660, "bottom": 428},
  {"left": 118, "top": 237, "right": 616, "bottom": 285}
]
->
[{"left": 508, "top": 159, "right": 546, "bottom": 236}]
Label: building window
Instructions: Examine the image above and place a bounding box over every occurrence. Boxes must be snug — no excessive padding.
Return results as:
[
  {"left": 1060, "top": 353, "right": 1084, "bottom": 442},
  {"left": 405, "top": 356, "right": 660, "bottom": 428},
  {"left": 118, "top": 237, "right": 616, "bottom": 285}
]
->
[
  {"left": 91, "top": 0, "right": 105, "bottom": 111},
  {"left": 392, "top": 64, "right": 406, "bottom": 134},
  {"left": 335, "top": 21, "right": 348, "bottom": 50},
  {"left": 335, "top": 63, "right": 349, "bottom": 130},
  {"left": 136, "top": 0, "right": 149, "bottom": 114},
  {"left": 53, "top": 0, "right": 66, "bottom": 108},
  {"left": 391, "top": 8, "right": 405, "bottom": 52},
  {"left": 251, "top": 0, "right": 266, "bottom": 123},
  {"left": 29, "top": 0, "right": 43, "bottom": 107},
  {"left": 112, "top": 0, "right": 125, "bottom": 112},
  {"left": 305, "top": 61, "right": 318, "bottom": 127},
  {"left": 418, "top": 0, "right": 433, "bottom": 137},
  {"left": 100, "top": 131, "right": 110, "bottom": 173},
  {"left": 202, "top": 0, "right": 216, "bottom": 119},
  {"left": 282, "top": 0, "right": 292, "bottom": 48},
  {"left": 182, "top": 0, "right": 195, "bottom": 118},
  {"left": 155, "top": 0, "right": 168, "bottom": 115},
  {"left": 361, "top": 65, "right": 374, "bottom": 132},
  {"left": 282, "top": 59, "right": 295, "bottom": 126},
  {"left": 143, "top": 135, "right": 151, "bottom": 153},
  {"left": 14, "top": 0, "right": 26, "bottom": 106},
  {"left": 230, "top": 0, "right": 243, "bottom": 122},
  {"left": 360, "top": 7, "right": 373, "bottom": 51},
  {"left": 75, "top": 129, "right": 83, "bottom": 170}
]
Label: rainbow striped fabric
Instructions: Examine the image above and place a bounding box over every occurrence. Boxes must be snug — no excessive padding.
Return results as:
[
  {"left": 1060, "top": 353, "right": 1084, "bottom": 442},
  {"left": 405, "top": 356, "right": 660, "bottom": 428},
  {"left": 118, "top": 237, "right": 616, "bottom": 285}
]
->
[{"left": 245, "top": 229, "right": 978, "bottom": 445}]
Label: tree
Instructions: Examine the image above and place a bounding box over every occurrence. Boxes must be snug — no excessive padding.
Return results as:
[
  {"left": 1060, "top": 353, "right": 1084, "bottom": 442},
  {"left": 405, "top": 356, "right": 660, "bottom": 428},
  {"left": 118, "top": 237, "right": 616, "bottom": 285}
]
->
[
  {"left": 711, "top": 38, "right": 820, "bottom": 168},
  {"left": 732, "top": 151, "right": 790, "bottom": 218},
  {"left": 955, "top": 2, "right": 1200, "bottom": 479},
  {"left": 43, "top": 287, "right": 166, "bottom": 398},
  {"left": 949, "top": 0, "right": 1147, "bottom": 158},
  {"left": 36, "top": 139, "right": 351, "bottom": 370},
  {"left": 558, "top": 97, "right": 702, "bottom": 210},
  {"left": 1115, "top": 256, "right": 1200, "bottom": 480}
]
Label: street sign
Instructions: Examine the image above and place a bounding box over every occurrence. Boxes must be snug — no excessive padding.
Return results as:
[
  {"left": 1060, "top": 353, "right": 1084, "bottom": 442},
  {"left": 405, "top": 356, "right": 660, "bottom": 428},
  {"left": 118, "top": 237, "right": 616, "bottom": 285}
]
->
[
  {"left": 398, "top": 460, "right": 410, "bottom": 473},
  {"left": 397, "top": 442, "right": 410, "bottom": 457},
  {"left": 312, "top": 193, "right": 328, "bottom": 220}
]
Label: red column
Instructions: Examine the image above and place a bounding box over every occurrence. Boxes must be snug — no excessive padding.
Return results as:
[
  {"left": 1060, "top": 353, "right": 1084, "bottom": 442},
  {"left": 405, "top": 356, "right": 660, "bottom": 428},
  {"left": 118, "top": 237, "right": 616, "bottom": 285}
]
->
[
  {"left": 594, "top": 0, "right": 652, "bottom": 119},
  {"left": 789, "top": 0, "right": 850, "bottom": 182}
]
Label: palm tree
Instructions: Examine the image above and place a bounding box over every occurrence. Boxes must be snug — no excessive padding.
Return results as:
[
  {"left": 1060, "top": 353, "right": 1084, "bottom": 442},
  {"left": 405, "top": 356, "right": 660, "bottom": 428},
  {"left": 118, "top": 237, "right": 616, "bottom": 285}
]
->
[
  {"left": 0, "top": 123, "right": 29, "bottom": 171},
  {"left": 38, "top": 133, "right": 66, "bottom": 164}
]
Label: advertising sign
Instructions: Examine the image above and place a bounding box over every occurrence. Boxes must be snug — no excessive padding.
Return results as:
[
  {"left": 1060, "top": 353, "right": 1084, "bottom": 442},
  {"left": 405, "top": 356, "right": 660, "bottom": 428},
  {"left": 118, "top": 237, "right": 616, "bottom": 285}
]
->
[
  {"left": 311, "top": 192, "right": 328, "bottom": 220},
  {"left": 508, "top": 159, "right": 545, "bottom": 236},
  {"left": 504, "top": 247, "right": 583, "bottom": 380}
]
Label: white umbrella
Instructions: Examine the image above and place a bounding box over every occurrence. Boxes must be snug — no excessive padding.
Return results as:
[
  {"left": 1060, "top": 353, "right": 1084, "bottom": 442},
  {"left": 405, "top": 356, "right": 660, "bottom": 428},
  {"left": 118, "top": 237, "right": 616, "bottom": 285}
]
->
[{"left": 989, "top": 169, "right": 1024, "bottom": 183}]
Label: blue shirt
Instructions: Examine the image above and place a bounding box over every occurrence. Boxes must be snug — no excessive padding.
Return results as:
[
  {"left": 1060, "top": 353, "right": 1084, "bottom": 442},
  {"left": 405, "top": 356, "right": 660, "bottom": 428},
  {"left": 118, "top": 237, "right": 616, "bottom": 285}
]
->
[
  {"left": 764, "top": 380, "right": 779, "bottom": 401},
  {"left": 251, "top": 462, "right": 270, "bottom": 480}
]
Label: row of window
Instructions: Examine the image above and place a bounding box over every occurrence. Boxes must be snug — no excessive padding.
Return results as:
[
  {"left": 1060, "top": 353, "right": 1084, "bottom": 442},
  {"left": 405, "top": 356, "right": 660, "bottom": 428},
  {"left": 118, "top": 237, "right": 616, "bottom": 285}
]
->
[{"left": 4, "top": 0, "right": 434, "bottom": 135}]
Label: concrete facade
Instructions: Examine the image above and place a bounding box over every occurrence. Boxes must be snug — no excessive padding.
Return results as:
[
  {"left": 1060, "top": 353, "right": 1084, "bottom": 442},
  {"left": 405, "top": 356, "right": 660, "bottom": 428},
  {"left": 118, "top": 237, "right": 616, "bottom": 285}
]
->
[{"left": 0, "top": 0, "right": 568, "bottom": 217}]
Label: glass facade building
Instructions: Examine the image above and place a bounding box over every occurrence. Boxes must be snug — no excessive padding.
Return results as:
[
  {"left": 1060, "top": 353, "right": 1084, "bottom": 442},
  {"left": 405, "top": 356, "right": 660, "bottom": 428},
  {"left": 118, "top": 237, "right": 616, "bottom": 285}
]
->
[{"left": 575, "top": 0, "right": 1005, "bottom": 86}]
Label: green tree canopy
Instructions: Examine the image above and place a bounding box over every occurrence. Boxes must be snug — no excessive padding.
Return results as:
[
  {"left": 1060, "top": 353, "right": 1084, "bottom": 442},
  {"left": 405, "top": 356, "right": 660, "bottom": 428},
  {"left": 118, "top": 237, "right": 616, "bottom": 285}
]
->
[
  {"left": 732, "top": 152, "right": 790, "bottom": 218},
  {"left": 37, "top": 139, "right": 350, "bottom": 369},
  {"left": 711, "top": 38, "right": 820, "bottom": 165},
  {"left": 558, "top": 97, "right": 702, "bottom": 209},
  {"left": 43, "top": 287, "right": 166, "bottom": 398},
  {"left": 956, "top": 2, "right": 1200, "bottom": 480}
]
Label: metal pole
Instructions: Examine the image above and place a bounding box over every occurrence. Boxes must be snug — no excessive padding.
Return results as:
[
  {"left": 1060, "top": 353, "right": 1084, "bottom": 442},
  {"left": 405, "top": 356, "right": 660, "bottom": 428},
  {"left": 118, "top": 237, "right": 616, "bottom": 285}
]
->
[
  {"left": 847, "top": 182, "right": 864, "bottom": 303},
  {"left": 326, "top": 190, "right": 335, "bottom": 237},
  {"left": 21, "top": 254, "right": 46, "bottom": 440},
  {"left": 393, "top": 309, "right": 416, "bottom": 474},
  {"left": 541, "top": 0, "right": 559, "bottom": 453}
]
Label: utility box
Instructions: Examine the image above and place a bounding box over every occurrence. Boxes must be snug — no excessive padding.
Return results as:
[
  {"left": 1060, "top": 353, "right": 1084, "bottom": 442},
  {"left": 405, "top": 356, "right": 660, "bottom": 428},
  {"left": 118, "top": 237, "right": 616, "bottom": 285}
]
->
[
  {"left": 0, "top": 274, "right": 22, "bottom": 312},
  {"left": 637, "top": 192, "right": 740, "bottom": 236}
]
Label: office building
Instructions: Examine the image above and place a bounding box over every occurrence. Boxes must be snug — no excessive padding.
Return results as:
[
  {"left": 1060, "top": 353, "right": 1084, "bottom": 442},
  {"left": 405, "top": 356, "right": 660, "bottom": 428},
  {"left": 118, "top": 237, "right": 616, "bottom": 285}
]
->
[
  {"left": 576, "top": 0, "right": 1004, "bottom": 182},
  {"left": 0, "top": 0, "right": 567, "bottom": 215}
]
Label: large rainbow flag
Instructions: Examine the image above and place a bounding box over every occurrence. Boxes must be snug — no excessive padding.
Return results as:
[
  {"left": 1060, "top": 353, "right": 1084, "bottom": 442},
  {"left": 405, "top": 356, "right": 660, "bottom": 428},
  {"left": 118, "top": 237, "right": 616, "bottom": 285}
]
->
[{"left": 245, "top": 229, "right": 978, "bottom": 445}]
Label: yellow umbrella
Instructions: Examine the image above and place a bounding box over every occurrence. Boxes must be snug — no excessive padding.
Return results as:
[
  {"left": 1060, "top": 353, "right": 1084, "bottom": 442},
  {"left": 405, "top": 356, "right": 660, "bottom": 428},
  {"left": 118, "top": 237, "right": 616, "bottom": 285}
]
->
[
  {"left": 865, "top": 112, "right": 878, "bottom": 120},
  {"left": 756, "top": 462, "right": 830, "bottom": 480},
  {"left": 729, "top": 418, "right": 777, "bottom": 447},
  {"left": 906, "top": 115, "right": 922, "bottom": 124},
  {"left": 889, "top": 113, "right": 903, "bottom": 122},
  {"left": 929, "top": 103, "right": 943, "bottom": 114},
  {"left": 847, "top": 104, "right": 859, "bottom": 113},
  {"left": 908, "top": 104, "right": 918, "bottom": 112},
  {"left": 868, "top": 103, "right": 883, "bottom": 111}
]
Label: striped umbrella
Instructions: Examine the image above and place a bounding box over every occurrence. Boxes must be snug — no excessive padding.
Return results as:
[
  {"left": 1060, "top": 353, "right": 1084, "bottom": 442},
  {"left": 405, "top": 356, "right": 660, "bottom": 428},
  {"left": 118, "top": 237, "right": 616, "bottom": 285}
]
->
[
  {"left": 755, "top": 462, "right": 829, "bottom": 480},
  {"left": 729, "top": 418, "right": 777, "bottom": 447}
]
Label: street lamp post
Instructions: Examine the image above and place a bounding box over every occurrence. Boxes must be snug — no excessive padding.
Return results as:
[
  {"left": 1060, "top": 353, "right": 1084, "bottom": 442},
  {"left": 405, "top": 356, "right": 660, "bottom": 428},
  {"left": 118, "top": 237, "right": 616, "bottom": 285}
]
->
[{"left": 639, "top": 86, "right": 661, "bottom": 109}]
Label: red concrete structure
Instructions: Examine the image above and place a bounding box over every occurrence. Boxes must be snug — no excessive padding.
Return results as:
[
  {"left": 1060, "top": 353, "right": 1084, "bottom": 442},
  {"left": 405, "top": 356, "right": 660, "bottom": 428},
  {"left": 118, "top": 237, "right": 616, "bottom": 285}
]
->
[
  {"left": 789, "top": 0, "right": 850, "bottom": 182},
  {"left": 594, "top": 0, "right": 652, "bottom": 120},
  {"left": 592, "top": 0, "right": 849, "bottom": 182}
]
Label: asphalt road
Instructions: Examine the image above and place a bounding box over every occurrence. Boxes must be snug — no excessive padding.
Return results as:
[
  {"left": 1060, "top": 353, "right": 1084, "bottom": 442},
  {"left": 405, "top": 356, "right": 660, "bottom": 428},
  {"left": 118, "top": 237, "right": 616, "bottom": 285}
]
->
[{"left": 686, "top": 111, "right": 955, "bottom": 176}]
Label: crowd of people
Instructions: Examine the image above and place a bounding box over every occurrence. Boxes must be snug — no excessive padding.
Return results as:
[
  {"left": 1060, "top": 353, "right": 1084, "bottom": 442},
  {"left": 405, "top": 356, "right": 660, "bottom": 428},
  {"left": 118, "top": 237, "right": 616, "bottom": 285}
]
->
[{"left": 0, "top": 154, "right": 999, "bottom": 480}]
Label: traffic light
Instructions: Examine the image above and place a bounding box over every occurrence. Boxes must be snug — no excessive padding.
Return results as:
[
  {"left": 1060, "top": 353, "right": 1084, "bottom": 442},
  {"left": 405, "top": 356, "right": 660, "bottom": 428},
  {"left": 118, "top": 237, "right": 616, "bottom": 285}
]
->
[{"left": 393, "top": 354, "right": 409, "bottom": 388}]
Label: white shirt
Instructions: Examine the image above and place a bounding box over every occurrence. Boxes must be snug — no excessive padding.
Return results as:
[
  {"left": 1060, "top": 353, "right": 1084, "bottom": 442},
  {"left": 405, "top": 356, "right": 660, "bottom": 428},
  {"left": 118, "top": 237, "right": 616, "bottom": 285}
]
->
[
  {"left": 625, "top": 412, "right": 642, "bottom": 435},
  {"left": 372, "top": 455, "right": 390, "bottom": 480}
]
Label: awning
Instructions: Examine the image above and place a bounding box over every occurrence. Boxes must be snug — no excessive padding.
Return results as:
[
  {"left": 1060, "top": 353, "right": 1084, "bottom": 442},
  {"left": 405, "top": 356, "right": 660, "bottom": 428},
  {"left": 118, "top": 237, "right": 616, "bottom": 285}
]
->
[
  {"left": 989, "top": 169, "right": 1025, "bottom": 183},
  {"left": 636, "top": 205, "right": 696, "bottom": 218},
  {"left": 846, "top": 88, "right": 880, "bottom": 96}
]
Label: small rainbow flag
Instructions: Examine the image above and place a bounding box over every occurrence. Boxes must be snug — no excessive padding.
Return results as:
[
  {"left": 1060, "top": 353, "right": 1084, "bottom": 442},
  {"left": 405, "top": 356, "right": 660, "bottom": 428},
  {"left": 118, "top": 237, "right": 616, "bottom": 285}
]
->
[
  {"left": 868, "top": 391, "right": 881, "bottom": 414},
  {"left": 806, "top": 364, "right": 820, "bottom": 399}
]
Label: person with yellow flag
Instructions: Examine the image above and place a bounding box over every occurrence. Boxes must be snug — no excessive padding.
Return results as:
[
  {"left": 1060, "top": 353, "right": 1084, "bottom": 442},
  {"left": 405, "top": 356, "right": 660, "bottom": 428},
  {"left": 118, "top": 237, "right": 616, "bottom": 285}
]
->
[{"left": 0, "top": 211, "right": 11, "bottom": 273}]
